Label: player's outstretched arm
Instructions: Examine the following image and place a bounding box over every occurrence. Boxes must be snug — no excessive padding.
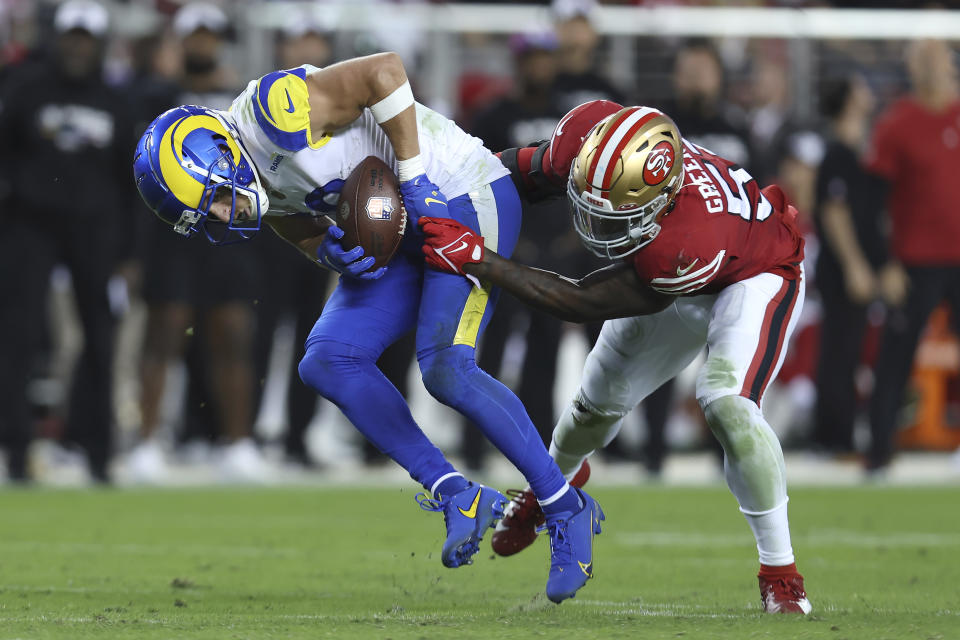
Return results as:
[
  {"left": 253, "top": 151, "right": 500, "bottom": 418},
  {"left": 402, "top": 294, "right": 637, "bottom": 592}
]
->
[
  {"left": 419, "top": 217, "right": 674, "bottom": 322},
  {"left": 475, "top": 253, "right": 674, "bottom": 323}
]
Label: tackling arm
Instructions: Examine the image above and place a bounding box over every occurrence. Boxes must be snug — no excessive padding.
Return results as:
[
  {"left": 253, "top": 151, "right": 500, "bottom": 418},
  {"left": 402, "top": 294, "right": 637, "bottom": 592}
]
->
[{"left": 469, "top": 253, "right": 675, "bottom": 323}]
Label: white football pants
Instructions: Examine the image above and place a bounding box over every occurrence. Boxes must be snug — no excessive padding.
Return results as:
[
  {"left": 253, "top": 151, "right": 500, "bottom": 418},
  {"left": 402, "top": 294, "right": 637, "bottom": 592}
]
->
[{"left": 550, "top": 270, "right": 804, "bottom": 565}]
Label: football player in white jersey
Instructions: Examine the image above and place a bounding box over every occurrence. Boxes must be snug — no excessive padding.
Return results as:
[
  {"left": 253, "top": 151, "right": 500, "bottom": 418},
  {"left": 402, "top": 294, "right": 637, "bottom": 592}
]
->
[{"left": 134, "top": 53, "right": 602, "bottom": 603}]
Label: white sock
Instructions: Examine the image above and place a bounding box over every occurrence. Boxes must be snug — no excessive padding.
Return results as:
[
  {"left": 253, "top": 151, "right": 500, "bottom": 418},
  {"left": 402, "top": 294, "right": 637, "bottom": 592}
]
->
[
  {"left": 548, "top": 440, "right": 588, "bottom": 480},
  {"left": 741, "top": 498, "right": 795, "bottom": 566}
]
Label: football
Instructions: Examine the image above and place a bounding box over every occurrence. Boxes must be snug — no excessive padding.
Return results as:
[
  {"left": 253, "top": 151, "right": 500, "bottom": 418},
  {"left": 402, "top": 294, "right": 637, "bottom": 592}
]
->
[{"left": 335, "top": 156, "right": 407, "bottom": 270}]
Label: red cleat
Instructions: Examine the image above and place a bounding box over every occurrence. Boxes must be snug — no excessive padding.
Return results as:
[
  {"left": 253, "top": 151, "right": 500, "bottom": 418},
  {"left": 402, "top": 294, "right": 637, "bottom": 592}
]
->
[
  {"left": 491, "top": 460, "right": 591, "bottom": 556},
  {"left": 758, "top": 565, "right": 812, "bottom": 614}
]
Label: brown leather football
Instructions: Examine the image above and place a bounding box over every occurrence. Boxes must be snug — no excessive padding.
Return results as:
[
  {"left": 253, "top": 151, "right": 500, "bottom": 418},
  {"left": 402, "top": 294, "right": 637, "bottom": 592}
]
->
[{"left": 335, "top": 156, "right": 407, "bottom": 270}]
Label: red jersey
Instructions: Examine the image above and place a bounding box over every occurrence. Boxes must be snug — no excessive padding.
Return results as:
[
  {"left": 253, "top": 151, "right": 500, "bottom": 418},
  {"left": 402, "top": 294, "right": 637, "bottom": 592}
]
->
[
  {"left": 865, "top": 97, "right": 960, "bottom": 265},
  {"left": 632, "top": 141, "right": 805, "bottom": 296}
]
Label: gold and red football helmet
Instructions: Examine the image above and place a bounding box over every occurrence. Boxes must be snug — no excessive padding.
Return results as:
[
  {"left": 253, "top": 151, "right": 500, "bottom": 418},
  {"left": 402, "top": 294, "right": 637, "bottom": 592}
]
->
[{"left": 567, "top": 106, "right": 684, "bottom": 259}]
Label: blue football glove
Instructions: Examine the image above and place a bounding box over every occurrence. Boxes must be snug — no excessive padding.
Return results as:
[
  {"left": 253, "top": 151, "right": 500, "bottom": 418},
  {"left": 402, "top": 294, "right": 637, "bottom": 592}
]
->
[
  {"left": 399, "top": 174, "right": 450, "bottom": 227},
  {"left": 316, "top": 225, "right": 386, "bottom": 280}
]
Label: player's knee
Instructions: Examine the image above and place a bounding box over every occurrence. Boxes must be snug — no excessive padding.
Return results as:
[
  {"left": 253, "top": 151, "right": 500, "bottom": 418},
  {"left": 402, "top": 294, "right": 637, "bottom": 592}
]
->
[
  {"left": 298, "top": 346, "right": 331, "bottom": 396},
  {"left": 298, "top": 340, "right": 364, "bottom": 398},
  {"left": 553, "top": 389, "right": 626, "bottom": 452},
  {"left": 570, "top": 389, "right": 627, "bottom": 429},
  {"left": 702, "top": 394, "right": 762, "bottom": 452},
  {"left": 418, "top": 346, "right": 474, "bottom": 406}
]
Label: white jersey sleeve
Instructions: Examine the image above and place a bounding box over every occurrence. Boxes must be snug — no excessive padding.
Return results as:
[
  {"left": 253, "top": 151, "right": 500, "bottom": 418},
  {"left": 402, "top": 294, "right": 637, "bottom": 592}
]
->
[{"left": 224, "top": 65, "right": 508, "bottom": 218}]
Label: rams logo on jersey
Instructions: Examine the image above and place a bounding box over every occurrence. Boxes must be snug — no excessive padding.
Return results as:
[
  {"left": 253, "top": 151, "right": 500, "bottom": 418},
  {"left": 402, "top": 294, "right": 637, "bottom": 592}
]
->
[{"left": 252, "top": 67, "right": 331, "bottom": 152}]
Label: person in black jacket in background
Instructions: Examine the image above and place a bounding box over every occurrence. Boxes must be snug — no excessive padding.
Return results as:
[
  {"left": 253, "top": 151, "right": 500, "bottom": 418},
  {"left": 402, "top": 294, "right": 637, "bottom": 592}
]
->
[
  {"left": 811, "top": 74, "right": 886, "bottom": 456},
  {"left": 0, "top": 0, "right": 132, "bottom": 482}
]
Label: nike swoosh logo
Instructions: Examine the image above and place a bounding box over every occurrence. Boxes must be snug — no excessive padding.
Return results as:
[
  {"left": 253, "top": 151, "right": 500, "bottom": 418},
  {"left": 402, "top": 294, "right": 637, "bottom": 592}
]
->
[
  {"left": 284, "top": 89, "right": 295, "bottom": 113},
  {"left": 676, "top": 258, "right": 699, "bottom": 277},
  {"left": 424, "top": 197, "right": 444, "bottom": 207},
  {"left": 555, "top": 108, "right": 578, "bottom": 137},
  {"left": 581, "top": 502, "right": 597, "bottom": 579},
  {"left": 458, "top": 488, "right": 483, "bottom": 519},
  {"left": 447, "top": 240, "right": 470, "bottom": 254}
]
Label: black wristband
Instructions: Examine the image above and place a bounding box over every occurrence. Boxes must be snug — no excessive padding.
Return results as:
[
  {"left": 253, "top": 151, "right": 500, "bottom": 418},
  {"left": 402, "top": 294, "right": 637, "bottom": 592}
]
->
[
  {"left": 499, "top": 147, "right": 520, "bottom": 174},
  {"left": 527, "top": 140, "right": 551, "bottom": 187}
]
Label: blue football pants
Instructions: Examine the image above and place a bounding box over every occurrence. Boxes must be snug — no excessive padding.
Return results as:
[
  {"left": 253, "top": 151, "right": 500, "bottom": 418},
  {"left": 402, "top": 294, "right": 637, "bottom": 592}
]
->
[{"left": 298, "top": 175, "right": 567, "bottom": 501}]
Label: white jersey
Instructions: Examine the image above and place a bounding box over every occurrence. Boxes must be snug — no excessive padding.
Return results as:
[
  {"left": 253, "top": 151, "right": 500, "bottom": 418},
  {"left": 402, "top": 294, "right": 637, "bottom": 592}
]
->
[{"left": 225, "top": 65, "right": 508, "bottom": 217}]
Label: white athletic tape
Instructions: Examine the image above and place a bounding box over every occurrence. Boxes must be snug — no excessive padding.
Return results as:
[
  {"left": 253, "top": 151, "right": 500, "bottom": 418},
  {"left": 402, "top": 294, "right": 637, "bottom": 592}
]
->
[
  {"left": 370, "top": 80, "right": 414, "bottom": 124},
  {"left": 397, "top": 155, "right": 425, "bottom": 183}
]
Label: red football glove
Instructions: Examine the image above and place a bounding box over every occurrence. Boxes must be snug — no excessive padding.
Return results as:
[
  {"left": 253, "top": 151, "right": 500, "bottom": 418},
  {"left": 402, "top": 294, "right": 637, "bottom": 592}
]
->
[{"left": 419, "top": 217, "right": 484, "bottom": 288}]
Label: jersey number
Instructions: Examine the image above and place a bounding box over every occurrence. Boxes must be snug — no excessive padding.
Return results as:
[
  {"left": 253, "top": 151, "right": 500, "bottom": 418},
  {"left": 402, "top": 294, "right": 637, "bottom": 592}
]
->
[{"left": 703, "top": 163, "right": 772, "bottom": 222}]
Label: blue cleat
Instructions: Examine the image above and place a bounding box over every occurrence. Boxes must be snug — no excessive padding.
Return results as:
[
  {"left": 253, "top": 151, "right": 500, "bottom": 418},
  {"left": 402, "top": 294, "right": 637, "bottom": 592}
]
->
[
  {"left": 417, "top": 483, "right": 506, "bottom": 568},
  {"left": 543, "top": 487, "right": 604, "bottom": 603}
]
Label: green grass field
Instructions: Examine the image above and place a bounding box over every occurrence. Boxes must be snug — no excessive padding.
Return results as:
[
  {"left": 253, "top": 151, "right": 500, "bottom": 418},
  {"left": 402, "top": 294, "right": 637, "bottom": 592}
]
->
[{"left": 0, "top": 485, "right": 958, "bottom": 639}]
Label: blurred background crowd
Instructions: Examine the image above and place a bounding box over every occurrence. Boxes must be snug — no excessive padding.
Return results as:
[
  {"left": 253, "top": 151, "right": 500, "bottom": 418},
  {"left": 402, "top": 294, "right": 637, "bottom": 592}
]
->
[{"left": 1, "top": 0, "right": 959, "bottom": 485}]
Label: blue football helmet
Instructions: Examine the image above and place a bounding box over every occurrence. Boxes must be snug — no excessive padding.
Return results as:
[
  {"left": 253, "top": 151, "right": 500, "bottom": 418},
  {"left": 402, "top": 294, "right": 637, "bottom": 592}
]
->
[{"left": 133, "top": 105, "right": 269, "bottom": 244}]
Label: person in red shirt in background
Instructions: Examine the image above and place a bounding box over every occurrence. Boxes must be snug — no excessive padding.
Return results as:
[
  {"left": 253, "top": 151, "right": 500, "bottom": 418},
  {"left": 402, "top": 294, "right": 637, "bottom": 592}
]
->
[{"left": 864, "top": 39, "right": 960, "bottom": 473}]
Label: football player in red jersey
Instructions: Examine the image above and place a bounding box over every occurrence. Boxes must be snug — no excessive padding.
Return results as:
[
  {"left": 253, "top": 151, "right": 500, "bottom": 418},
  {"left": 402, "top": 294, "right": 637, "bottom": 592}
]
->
[{"left": 419, "top": 102, "right": 811, "bottom": 615}]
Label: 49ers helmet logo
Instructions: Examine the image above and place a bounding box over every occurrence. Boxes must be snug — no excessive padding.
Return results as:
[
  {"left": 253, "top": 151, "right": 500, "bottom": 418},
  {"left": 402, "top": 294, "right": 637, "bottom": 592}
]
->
[{"left": 642, "top": 141, "right": 675, "bottom": 186}]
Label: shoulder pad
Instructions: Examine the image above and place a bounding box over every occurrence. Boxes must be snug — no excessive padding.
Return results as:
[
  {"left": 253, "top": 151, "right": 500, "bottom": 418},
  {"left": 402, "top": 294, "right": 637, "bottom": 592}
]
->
[{"left": 252, "top": 67, "right": 330, "bottom": 152}]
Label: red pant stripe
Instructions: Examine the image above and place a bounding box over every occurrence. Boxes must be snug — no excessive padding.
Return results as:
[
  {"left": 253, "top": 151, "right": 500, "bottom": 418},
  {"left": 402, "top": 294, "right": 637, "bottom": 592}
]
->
[{"left": 740, "top": 277, "right": 799, "bottom": 403}]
